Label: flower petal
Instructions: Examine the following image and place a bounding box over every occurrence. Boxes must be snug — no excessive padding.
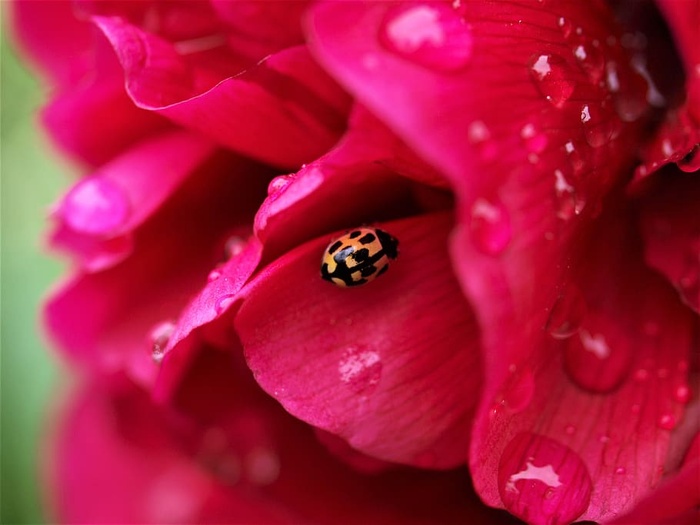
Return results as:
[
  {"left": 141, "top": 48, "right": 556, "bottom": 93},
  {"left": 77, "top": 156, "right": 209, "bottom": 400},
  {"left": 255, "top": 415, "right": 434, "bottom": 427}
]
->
[
  {"left": 50, "top": 131, "right": 219, "bottom": 271},
  {"left": 637, "top": 170, "right": 700, "bottom": 313},
  {"left": 236, "top": 212, "right": 481, "bottom": 469},
  {"left": 94, "top": 16, "right": 350, "bottom": 168},
  {"left": 464, "top": 203, "right": 698, "bottom": 524},
  {"left": 44, "top": 152, "right": 268, "bottom": 386}
]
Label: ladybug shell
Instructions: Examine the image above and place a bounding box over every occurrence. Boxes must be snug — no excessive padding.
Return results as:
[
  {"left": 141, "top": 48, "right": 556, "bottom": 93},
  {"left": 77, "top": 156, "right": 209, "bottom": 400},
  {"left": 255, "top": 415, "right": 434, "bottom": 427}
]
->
[{"left": 320, "top": 227, "right": 399, "bottom": 287}]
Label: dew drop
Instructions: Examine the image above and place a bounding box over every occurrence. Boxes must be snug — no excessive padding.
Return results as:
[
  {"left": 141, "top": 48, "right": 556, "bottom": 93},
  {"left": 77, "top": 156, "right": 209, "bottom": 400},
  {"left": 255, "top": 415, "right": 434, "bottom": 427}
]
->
[
  {"left": 469, "top": 197, "right": 511, "bottom": 255},
  {"left": 580, "top": 103, "right": 620, "bottom": 148},
  {"left": 149, "top": 321, "right": 176, "bottom": 364},
  {"left": 215, "top": 294, "right": 236, "bottom": 315},
  {"left": 564, "top": 424, "right": 576, "bottom": 436},
  {"left": 546, "top": 284, "right": 587, "bottom": 339},
  {"left": 245, "top": 447, "right": 280, "bottom": 486},
  {"left": 338, "top": 346, "right": 383, "bottom": 395},
  {"left": 572, "top": 42, "right": 605, "bottom": 84},
  {"left": 499, "top": 433, "right": 592, "bottom": 525},
  {"left": 657, "top": 413, "right": 678, "bottom": 430},
  {"left": 553, "top": 168, "right": 585, "bottom": 220},
  {"left": 615, "top": 466, "right": 626, "bottom": 475},
  {"left": 529, "top": 53, "right": 576, "bottom": 108},
  {"left": 673, "top": 384, "right": 691, "bottom": 404},
  {"left": 207, "top": 268, "right": 222, "bottom": 283},
  {"left": 381, "top": 4, "right": 472, "bottom": 72},
  {"left": 564, "top": 325, "right": 632, "bottom": 393},
  {"left": 557, "top": 17, "right": 573, "bottom": 39},
  {"left": 61, "top": 177, "right": 131, "bottom": 235},
  {"left": 267, "top": 174, "right": 293, "bottom": 196},
  {"left": 520, "top": 123, "right": 548, "bottom": 153},
  {"left": 678, "top": 145, "right": 700, "bottom": 173},
  {"left": 224, "top": 236, "right": 246, "bottom": 259}
]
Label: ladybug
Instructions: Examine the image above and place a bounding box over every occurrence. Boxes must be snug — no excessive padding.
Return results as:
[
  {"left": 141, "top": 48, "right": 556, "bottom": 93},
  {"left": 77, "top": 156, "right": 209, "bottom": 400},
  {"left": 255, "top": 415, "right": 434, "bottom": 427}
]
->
[{"left": 320, "top": 227, "right": 399, "bottom": 287}]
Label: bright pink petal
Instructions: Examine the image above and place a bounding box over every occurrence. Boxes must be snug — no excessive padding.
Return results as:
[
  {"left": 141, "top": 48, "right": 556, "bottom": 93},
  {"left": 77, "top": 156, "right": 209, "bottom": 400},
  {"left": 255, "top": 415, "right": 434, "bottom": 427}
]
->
[
  {"left": 461, "top": 203, "right": 698, "bottom": 524},
  {"left": 94, "top": 16, "right": 350, "bottom": 168},
  {"left": 638, "top": 170, "right": 700, "bottom": 313},
  {"left": 44, "top": 153, "right": 268, "bottom": 386},
  {"left": 237, "top": 213, "right": 481, "bottom": 469},
  {"left": 49, "top": 131, "right": 219, "bottom": 271},
  {"left": 9, "top": 0, "right": 95, "bottom": 88}
]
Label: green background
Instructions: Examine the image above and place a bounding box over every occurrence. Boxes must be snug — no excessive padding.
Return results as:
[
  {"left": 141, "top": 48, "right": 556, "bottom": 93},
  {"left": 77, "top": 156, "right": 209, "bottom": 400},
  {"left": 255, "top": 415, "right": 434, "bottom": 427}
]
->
[{"left": 2, "top": 12, "right": 71, "bottom": 524}]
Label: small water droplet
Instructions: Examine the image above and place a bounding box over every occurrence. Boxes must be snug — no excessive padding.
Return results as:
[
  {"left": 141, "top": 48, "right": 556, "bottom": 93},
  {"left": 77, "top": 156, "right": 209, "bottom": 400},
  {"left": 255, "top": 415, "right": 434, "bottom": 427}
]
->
[
  {"left": 499, "top": 368, "right": 535, "bottom": 414},
  {"left": 553, "top": 168, "right": 585, "bottom": 220},
  {"left": 224, "top": 236, "right": 246, "bottom": 259},
  {"left": 499, "top": 433, "right": 592, "bottom": 525},
  {"left": 571, "top": 42, "right": 605, "bottom": 84},
  {"left": 470, "top": 197, "right": 511, "bottom": 255},
  {"left": 657, "top": 413, "right": 677, "bottom": 430},
  {"left": 245, "top": 447, "right": 280, "bottom": 485},
  {"left": 61, "top": 177, "right": 131, "bottom": 235},
  {"left": 149, "top": 321, "right": 176, "bottom": 363},
  {"left": 580, "top": 103, "right": 620, "bottom": 148},
  {"left": 207, "top": 268, "right": 222, "bottom": 283},
  {"left": 564, "top": 424, "right": 576, "bottom": 436},
  {"left": 557, "top": 17, "right": 573, "bottom": 39},
  {"left": 674, "top": 384, "right": 691, "bottom": 404},
  {"left": 468, "top": 120, "right": 490, "bottom": 142},
  {"left": 338, "top": 346, "right": 383, "bottom": 395},
  {"left": 520, "top": 123, "right": 548, "bottom": 153},
  {"left": 267, "top": 174, "right": 293, "bottom": 195},
  {"left": 615, "top": 466, "right": 626, "bottom": 475},
  {"left": 546, "top": 284, "right": 587, "bottom": 339},
  {"left": 564, "top": 324, "right": 632, "bottom": 393},
  {"left": 529, "top": 53, "right": 576, "bottom": 108},
  {"left": 215, "top": 294, "right": 236, "bottom": 315},
  {"left": 381, "top": 4, "right": 473, "bottom": 72},
  {"left": 599, "top": 434, "right": 610, "bottom": 444},
  {"left": 633, "top": 368, "right": 649, "bottom": 382}
]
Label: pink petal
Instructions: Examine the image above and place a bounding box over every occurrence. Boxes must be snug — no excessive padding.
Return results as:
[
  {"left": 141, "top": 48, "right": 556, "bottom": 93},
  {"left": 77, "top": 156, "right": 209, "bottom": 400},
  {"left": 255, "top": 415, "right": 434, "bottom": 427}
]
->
[
  {"left": 462, "top": 204, "right": 698, "bottom": 524},
  {"left": 94, "top": 16, "right": 350, "bottom": 168},
  {"left": 9, "top": 0, "right": 95, "bottom": 88},
  {"left": 308, "top": 0, "right": 647, "bottom": 208},
  {"left": 44, "top": 153, "right": 268, "bottom": 386},
  {"left": 236, "top": 213, "right": 481, "bottom": 469},
  {"left": 638, "top": 170, "right": 700, "bottom": 313},
  {"left": 50, "top": 131, "right": 219, "bottom": 271}
]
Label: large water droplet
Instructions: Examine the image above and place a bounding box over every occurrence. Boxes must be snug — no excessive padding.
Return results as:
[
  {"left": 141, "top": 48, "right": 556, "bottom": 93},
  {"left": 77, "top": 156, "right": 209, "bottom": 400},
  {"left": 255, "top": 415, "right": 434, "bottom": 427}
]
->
[
  {"left": 61, "top": 177, "right": 130, "bottom": 235},
  {"left": 499, "top": 433, "right": 592, "bottom": 525},
  {"left": 564, "top": 324, "right": 632, "bottom": 393},
  {"left": 381, "top": 4, "right": 472, "bottom": 72},
  {"left": 148, "top": 321, "right": 176, "bottom": 364},
  {"left": 470, "top": 197, "right": 511, "bottom": 255},
  {"left": 529, "top": 53, "right": 576, "bottom": 108},
  {"left": 267, "top": 174, "right": 293, "bottom": 196},
  {"left": 546, "top": 284, "right": 587, "bottom": 339},
  {"left": 338, "top": 346, "right": 383, "bottom": 395}
]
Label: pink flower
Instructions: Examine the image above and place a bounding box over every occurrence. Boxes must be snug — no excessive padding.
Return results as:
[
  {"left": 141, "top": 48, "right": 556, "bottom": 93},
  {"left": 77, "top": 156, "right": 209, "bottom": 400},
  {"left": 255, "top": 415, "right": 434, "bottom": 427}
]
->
[{"left": 10, "top": 0, "right": 699, "bottom": 524}]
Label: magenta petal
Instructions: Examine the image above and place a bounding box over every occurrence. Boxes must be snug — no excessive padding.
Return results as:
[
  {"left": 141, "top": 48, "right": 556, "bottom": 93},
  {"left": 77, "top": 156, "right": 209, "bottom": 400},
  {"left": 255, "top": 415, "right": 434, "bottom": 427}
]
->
[
  {"left": 237, "top": 213, "right": 481, "bottom": 468},
  {"left": 50, "top": 131, "right": 219, "bottom": 271},
  {"left": 94, "top": 16, "right": 349, "bottom": 168},
  {"left": 638, "top": 171, "right": 700, "bottom": 313},
  {"left": 44, "top": 153, "right": 268, "bottom": 385},
  {"left": 463, "top": 206, "right": 698, "bottom": 524}
]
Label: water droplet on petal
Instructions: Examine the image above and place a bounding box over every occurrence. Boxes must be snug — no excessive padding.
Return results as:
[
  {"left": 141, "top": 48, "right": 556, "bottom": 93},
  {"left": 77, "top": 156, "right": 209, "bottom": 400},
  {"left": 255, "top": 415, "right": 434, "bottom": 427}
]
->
[
  {"left": 678, "top": 145, "right": 700, "bottom": 173},
  {"left": 381, "top": 4, "right": 472, "bottom": 72},
  {"left": 633, "top": 368, "right": 649, "bottom": 382},
  {"left": 657, "top": 413, "right": 677, "bottom": 430},
  {"left": 267, "top": 174, "right": 293, "bottom": 196},
  {"left": 615, "top": 466, "right": 626, "bottom": 475},
  {"left": 499, "top": 433, "right": 592, "bottom": 525},
  {"left": 215, "top": 294, "right": 236, "bottom": 315},
  {"left": 245, "top": 447, "right": 280, "bottom": 485},
  {"left": 580, "top": 103, "right": 620, "bottom": 148},
  {"left": 572, "top": 42, "right": 605, "bottom": 84},
  {"left": 470, "top": 198, "right": 511, "bottom": 255},
  {"left": 149, "top": 321, "right": 176, "bottom": 363},
  {"left": 224, "top": 236, "right": 246, "bottom": 259},
  {"left": 557, "top": 17, "right": 573, "bottom": 39},
  {"left": 564, "top": 325, "right": 632, "bottom": 393},
  {"left": 520, "top": 123, "right": 548, "bottom": 153},
  {"left": 564, "top": 424, "right": 576, "bottom": 436},
  {"left": 530, "top": 53, "right": 576, "bottom": 108},
  {"left": 207, "top": 268, "right": 222, "bottom": 283},
  {"left": 499, "top": 368, "right": 535, "bottom": 414},
  {"left": 61, "top": 177, "right": 130, "bottom": 235},
  {"left": 605, "top": 62, "right": 620, "bottom": 92},
  {"left": 338, "top": 346, "right": 383, "bottom": 395},
  {"left": 553, "top": 168, "right": 585, "bottom": 220},
  {"left": 673, "top": 384, "right": 691, "bottom": 404},
  {"left": 546, "top": 284, "right": 587, "bottom": 339}
]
